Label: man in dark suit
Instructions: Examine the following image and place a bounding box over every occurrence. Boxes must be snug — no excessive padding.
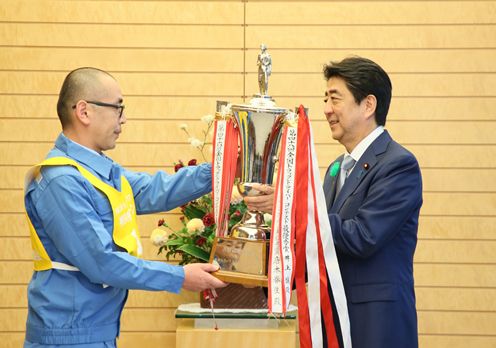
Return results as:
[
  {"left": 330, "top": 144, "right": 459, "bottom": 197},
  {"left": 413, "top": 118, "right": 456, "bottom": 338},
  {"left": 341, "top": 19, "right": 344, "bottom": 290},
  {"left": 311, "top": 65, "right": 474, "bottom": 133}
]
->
[
  {"left": 321, "top": 56, "right": 422, "bottom": 347},
  {"left": 245, "top": 56, "right": 422, "bottom": 347}
]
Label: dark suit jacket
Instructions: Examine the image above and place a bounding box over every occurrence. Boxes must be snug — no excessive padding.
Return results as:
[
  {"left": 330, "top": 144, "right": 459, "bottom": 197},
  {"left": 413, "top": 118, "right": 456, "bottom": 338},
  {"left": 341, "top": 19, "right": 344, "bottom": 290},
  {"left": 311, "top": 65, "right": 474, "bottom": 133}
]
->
[{"left": 323, "top": 130, "right": 422, "bottom": 348}]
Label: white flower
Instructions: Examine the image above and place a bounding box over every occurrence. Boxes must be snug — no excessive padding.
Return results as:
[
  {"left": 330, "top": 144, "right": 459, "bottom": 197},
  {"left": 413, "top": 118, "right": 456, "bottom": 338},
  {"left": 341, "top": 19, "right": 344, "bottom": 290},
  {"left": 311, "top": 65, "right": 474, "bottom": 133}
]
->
[
  {"left": 178, "top": 123, "right": 188, "bottom": 130},
  {"left": 201, "top": 114, "right": 214, "bottom": 124},
  {"left": 186, "top": 218, "right": 205, "bottom": 233},
  {"left": 263, "top": 213, "right": 272, "bottom": 225},
  {"left": 190, "top": 138, "right": 204, "bottom": 148},
  {"left": 150, "top": 228, "right": 169, "bottom": 247}
]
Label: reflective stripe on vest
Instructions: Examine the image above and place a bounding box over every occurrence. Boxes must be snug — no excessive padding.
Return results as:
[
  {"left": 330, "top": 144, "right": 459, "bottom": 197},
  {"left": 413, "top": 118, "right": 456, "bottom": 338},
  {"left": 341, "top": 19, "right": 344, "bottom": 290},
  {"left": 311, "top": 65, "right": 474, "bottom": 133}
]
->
[{"left": 25, "top": 157, "right": 143, "bottom": 271}]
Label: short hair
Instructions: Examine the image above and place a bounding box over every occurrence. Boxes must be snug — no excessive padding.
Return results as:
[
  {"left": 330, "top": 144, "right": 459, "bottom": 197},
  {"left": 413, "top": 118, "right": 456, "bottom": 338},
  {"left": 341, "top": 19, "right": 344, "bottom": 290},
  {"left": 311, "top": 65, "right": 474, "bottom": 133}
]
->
[
  {"left": 323, "top": 56, "right": 392, "bottom": 126},
  {"left": 56, "top": 67, "right": 114, "bottom": 128}
]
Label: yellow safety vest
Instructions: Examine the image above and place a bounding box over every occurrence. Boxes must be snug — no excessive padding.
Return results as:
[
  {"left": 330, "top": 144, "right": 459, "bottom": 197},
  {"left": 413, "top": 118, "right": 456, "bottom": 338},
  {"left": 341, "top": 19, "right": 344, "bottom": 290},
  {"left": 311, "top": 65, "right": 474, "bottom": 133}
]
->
[{"left": 25, "top": 157, "right": 143, "bottom": 271}]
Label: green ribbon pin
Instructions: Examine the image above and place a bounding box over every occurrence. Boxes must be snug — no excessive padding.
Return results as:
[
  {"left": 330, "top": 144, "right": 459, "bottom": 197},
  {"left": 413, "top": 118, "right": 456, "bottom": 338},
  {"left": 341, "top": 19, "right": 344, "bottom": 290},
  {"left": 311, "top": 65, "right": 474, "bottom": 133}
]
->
[{"left": 330, "top": 161, "right": 340, "bottom": 177}]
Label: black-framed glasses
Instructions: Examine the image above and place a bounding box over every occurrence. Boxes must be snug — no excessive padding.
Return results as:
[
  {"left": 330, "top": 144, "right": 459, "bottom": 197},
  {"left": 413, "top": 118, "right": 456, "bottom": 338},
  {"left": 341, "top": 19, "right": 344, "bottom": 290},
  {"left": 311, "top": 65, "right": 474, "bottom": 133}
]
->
[{"left": 72, "top": 100, "right": 125, "bottom": 119}]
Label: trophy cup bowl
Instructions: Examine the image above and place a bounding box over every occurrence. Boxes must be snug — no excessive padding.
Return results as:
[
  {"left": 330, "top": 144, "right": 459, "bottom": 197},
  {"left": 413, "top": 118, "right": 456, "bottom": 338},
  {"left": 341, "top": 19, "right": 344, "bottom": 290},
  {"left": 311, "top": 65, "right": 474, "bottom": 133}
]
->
[{"left": 230, "top": 98, "right": 288, "bottom": 238}]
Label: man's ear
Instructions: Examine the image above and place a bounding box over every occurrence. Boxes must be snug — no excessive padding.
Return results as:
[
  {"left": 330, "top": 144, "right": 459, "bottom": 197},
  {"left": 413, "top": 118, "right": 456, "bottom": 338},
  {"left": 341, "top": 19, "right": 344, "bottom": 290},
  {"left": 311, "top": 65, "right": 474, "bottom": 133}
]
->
[
  {"left": 73, "top": 100, "right": 91, "bottom": 126},
  {"left": 364, "top": 94, "right": 377, "bottom": 120}
]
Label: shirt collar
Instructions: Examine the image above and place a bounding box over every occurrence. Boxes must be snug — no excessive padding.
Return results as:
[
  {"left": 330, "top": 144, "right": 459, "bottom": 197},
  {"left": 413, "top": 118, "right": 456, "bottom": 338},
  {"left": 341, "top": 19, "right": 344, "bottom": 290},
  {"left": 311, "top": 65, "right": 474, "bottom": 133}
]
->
[
  {"left": 54, "top": 133, "right": 113, "bottom": 179},
  {"left": 346, "top": 126, "right": 385, "bottom": 162}
]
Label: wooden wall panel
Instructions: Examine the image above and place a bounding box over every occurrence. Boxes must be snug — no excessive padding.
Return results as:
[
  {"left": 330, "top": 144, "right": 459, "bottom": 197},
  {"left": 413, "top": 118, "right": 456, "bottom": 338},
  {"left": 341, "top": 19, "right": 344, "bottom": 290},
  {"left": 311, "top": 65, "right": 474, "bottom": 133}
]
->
[
  {"left": 418, "top": 311, "right": 496, "bottom": 335},
  {"left": 4, "top": 284, "right": 496, "bottom": 312},
  {"left": 4, "top": 190, "right": 496, "bottom": 219},
  {"left": 1, "top": 0, "right": 495, "bottom": 347},
  {"left": 418, "top": 336, "right": 496, "bottom": 348},
  {"left": 0, "top": 284, "right": 27, "bottom": 307},
  {"left": 415, "top": 264, "right": 496, "bottom": 288},
  {"left": 0, "top": 23, "right": 244, "bottom": 48},
  {"left": 245, "top": 1, "right": 496, "bottom": 24},
  {"left": 1, "top": 1, "right": 243, "bottom": 24},
  {"left": 0, "top": 333, "right": 25, "bottom": 348},
  {"left": 5, "top": 307, "right": 496, "bottom": 335},
  {"left": 0, "top": 214, "right": 28, "bottom": 236},
  {"left": 421, "top": 169, "right": 496, "bottom": 192},
  {"left": 0, "top": 71, "right": 245, "bottom": 96},
  {"left": 6, "top": 165, "right": 495, "bottom": 193},
  {"left": 117, "top": 333, "right": 175, "bottom": 348},
  {"left": 5, "top": 234, "right": 496, "bottom": 264},
  {"left": 243, "top": 73, "right": 496, "bottom": 97},
  {"left": 2, "top": 94, "right": 495, "bottom": 121},
  {"left": 2, "top": 236, "right": 180, "bottom": 261},
  {"left": 4, "top": 119, "right": 496, "bottom": 147},
  {"left": 0, "top": 47, "right": 245, "bottom": 72},
  {"left": 0, "top": 333, "right": 176, "bottom": 348},
  {"left": 142, "top": 214, "right": 496, "bottom": 240},
  {"left": 3, "top": 260, "right": 495, "bottom": 288},
  {"left": 0, "top": 119, "right": 208, "bottom": 143},
  {"left": 415, "top": 239, "right": 496, "bottom": 263},
  {"left": 3, "top": 188, "right": 496, "bottom": 217},
  {"left": 3, "top": 119, "right": 496, "bottom": 145},
  {"left": 246, "top": 49, "right": 496, "bottom": 73},
  {"left": 274, "top": 96, "right": 496, "bottom": 121},
  {"left": 418, "top": 216, "right": 496, "bottom": 239},
  {"left": 0, "top": 261, "right": 32, "bottom": 285},
  {"left": 0, "top": 143, "right": 206, "bottom": 166},
  {"left": 0, "top": 95, "right": 234, "bottom": 120},
  {"left": 416, "top": 288, "right": 496, "bottom": 311},
  {"left": 4, "top": 143, "right": 496, "bottom": 169},
  {"left": 245, "top": 25, "right": 496, "bottom": 49},
  {"left": 0, "top": 308, "right": 178, "bottom": 332}
]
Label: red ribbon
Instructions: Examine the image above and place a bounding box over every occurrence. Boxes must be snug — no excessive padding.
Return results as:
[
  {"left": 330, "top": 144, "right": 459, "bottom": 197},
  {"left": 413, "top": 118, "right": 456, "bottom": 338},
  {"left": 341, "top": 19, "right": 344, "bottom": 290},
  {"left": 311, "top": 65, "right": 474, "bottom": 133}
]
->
[
  {"left": 294, "top": 105, "right": 339, "bottom": 348},
  {"left": 294, "top": 106, "right": 311, "bottom": 347},
  {"left": 212, "top": 119, "right": 238, "bottom": 237}
]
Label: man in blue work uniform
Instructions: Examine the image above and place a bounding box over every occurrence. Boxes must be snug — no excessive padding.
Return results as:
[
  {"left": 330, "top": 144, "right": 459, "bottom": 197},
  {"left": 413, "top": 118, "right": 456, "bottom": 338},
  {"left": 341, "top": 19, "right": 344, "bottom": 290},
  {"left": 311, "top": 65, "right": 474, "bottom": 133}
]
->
[{"left": 24, "top": 67, "right": 226, "bottom": 347}]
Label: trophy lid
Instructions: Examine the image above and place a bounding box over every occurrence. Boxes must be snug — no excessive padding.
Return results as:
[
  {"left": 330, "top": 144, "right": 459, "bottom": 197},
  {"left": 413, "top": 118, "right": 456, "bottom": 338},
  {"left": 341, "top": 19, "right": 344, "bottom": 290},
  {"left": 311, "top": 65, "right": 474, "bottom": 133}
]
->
[{"left": 230, "top": 96, "right": 288, "bottom": 114}]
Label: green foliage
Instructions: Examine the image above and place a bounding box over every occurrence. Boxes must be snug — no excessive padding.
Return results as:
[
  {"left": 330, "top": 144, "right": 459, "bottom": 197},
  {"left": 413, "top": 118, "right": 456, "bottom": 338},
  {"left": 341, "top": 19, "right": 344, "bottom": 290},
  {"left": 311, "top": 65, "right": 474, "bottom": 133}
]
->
[{"left": 158, "top": 193, "right": 247, "bottom": 265}]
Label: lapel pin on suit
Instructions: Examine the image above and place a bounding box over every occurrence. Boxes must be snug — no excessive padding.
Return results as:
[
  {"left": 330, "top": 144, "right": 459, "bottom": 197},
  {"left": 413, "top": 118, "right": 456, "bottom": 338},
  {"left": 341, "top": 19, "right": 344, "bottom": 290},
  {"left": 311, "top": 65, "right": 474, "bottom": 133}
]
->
[
  {"left": 329, "top": 161, "right": 340, "bottom": 177},
  {"left": 355, "top": 163, "right": 370, "bottom": 180}
]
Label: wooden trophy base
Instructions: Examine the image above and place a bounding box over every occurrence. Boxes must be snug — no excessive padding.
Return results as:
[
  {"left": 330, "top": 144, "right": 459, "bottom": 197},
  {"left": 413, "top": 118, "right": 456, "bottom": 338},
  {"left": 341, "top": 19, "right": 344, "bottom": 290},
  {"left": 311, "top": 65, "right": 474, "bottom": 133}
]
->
[{"left": 200, "top": 283, "right": 267, "bottom": 309}]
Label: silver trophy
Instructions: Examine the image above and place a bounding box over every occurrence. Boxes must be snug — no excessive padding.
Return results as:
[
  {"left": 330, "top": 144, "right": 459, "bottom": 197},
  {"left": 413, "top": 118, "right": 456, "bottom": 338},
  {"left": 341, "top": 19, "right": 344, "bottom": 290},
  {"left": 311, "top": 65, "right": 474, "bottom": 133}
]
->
[{"left": 210, "top": 45, "right": 291, "bottom": 286}]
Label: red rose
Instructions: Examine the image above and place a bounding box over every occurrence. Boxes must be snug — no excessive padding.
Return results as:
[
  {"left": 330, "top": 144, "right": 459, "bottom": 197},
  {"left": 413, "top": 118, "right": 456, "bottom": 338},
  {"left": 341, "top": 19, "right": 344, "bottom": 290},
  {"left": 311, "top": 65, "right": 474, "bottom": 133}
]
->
[
  {"left": 195, "top": 237, "right": 207, "bottom": 246},
  {"left": 157, "top": 218, "right": 165, "bottom": 227},
  {"left": 174, "top": 162, "right": 184, "bottom": 172},
  {"left": 233, "top": 210, "right": 241, "bottom": 217},
  {"left": 202, "top": 213, "right": 215, "bottom": 227},
  {"left": 188, "top": 159, "right": 197, "bottom": 166}
]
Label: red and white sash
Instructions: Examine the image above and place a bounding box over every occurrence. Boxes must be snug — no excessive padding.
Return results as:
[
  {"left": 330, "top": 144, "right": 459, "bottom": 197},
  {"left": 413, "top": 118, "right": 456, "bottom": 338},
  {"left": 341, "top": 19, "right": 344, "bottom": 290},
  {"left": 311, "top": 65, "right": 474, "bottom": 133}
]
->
[
  {"left": 268, "top": 114, "right": 298, "bottom": 313},
  {"left": 211, "top": 110, "right": 238, "bottom": 237},
  {"left": 269, "top": 106, "right": 351, "bottom": 348}
]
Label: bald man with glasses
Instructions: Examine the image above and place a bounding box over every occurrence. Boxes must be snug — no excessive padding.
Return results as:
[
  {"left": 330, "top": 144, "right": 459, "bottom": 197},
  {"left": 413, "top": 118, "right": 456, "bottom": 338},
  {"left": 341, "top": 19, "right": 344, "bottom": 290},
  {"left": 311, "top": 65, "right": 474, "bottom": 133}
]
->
[{"left": 24, "top": 67, "right": 226, "bottom": 347}]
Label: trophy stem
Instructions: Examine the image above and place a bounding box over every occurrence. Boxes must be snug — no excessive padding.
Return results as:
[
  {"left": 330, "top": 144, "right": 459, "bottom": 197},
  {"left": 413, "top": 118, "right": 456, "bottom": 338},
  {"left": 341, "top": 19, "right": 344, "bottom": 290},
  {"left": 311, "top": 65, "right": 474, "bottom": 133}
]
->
[{"left": 230, "top": 210, "right": 270, "bottom": 240}]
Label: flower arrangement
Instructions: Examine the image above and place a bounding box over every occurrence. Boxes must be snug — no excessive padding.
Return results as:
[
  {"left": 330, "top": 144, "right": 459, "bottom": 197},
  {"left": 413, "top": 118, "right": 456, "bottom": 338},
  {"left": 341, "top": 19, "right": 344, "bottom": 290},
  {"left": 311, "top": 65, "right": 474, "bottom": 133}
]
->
[
  {"left": 150, "top": 115, "right": 248, "bottom": 265},
  {"left": 151, "top": 181, "right": 247, "bottom": 265}
]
